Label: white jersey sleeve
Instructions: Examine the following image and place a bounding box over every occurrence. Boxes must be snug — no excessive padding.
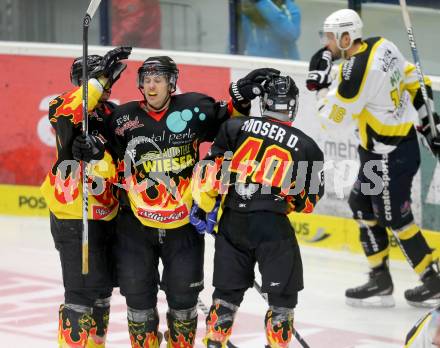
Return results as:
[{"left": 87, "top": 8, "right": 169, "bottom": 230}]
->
[
  {"left": 405, "top": 308, "right": 440, "bottom": 348},
  {"left": 316, "top": 37, "right": 418, "bottom": 154}
]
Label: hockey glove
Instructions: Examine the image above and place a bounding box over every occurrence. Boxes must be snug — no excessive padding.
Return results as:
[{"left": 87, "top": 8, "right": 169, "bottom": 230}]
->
[
  {"left": 72, "top": 134, "right": 105, "bottom": 162},
  {"left": 189, "top": 203, "right": 207, "bottom": 234},
  {"left": 229, "top": 68, "right": 280, "bottom": 103},
  {"left": 205, "top": 199, "right": 221, "bottom": 234},
  {"left": 91, "top": 46, "right": 132, "bottom": 88},
  {"left": 417, "top": 112, "right": 440, "bottom": 158},
  {"left": 306, "top": 48, "right": 333, "bottom": 91}
]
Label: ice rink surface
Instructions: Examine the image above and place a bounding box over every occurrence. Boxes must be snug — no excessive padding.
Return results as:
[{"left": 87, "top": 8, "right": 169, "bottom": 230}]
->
[{"left": 0, "top": 215, "right": 430, "bottom": 347}]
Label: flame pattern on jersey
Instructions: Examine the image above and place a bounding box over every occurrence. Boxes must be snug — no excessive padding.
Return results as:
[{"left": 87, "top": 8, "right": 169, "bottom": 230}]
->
[
  {"left": 108, "top": 93, "right": 233, "bottom": 228},
  {"left": 50, "top": 89, "right": 84, "bottom": 125},
  {"left": 41, "top": 82, "right": 119, "bottom": 221}
]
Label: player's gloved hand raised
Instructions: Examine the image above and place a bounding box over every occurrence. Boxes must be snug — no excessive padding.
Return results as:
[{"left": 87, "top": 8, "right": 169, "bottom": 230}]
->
[
  {"left": 205, "top": 199, "right": 221, "bottom": 234},
  {"left": 230, "top": 68, "right": 280, "bottom": 103},
  {"left": 91, "top": 46, "right": 132, "bottom": 89},
  {"left": 189, "top": 203, "right": 207, "bottom": 234},
  {"left": 306, "top": 48, "right": 333, "bottom": 91},
  {"left": 72, "top": 134, "right": 105, "bottom": 162}
]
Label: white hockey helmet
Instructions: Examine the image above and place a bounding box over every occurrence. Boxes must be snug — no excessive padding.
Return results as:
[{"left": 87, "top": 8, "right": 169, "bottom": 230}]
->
[{"left": 321, "top": 9, "right": 363, "bottom": 50}]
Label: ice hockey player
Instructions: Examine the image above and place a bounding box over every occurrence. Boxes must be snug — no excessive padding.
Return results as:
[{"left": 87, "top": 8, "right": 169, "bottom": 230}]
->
[
  {"left": 41, "top": 46, "right": 131, "bottom": 347},
  {"left": 405, "top": 305, "right": 440, "bottom": 347},
  {"left": 306, "top": 8, "right": 440, "bottom": 308},
  {"left": 191, "top": 74, "right": 324, "bottom": 348},
  {"left": 73, "top": 54, "right": 280, "bottom": 347}
]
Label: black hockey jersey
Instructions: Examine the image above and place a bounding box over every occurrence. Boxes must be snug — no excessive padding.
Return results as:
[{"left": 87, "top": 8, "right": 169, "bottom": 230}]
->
[
  {"left": 108, "top": 92, "right": 236, "bottom": 228},
  {"left": 193, "top": 116, "right": 325, "bottom": 214},
  {"left": 41, "top": 79, "right": 119, "bottom": 220}
]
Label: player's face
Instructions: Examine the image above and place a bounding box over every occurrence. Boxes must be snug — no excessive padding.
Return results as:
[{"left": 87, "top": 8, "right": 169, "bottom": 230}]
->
[
  {"left": 142, "top": 74, "right": 170, "bottom": 109},
  {"left": 322, "top": 32, "right": 342, "bottom": 60},
  {"left": 99, "top": 88, "right": 111, "bottom": 103}
]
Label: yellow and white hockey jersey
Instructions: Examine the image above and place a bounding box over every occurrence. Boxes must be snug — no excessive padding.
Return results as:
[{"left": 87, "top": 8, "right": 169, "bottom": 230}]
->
[
  {"left": 404, "top": 306, "right": 440, "bottom": 347},
  {"left": 317, "top": 37, "right": 431, "bottom": 154}
]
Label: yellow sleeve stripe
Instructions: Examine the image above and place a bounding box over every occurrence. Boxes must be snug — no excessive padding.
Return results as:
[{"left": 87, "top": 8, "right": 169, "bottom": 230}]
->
[
  {"left": 404, "top": 313, "right": 432, "bottom": 347},
  {"left": 87, "top": 79, "right": 104, "bottom": 111},
  {"left": 404, "top": 65, "right": 432, "bottom": 101},
  {"left": 336, "top": 38, "right": 385, "bottom": 103},
  {"left": 360, "top": 109, "right": 413, "bottom": 137},
  {"left": 404, "top": 65, "right": 432, "bottom": 86}
]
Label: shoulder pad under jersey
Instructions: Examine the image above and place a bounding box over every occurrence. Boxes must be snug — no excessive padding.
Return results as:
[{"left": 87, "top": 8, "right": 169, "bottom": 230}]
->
[{"left": 337, "top": 37, "right": 383, "bottom": 100}]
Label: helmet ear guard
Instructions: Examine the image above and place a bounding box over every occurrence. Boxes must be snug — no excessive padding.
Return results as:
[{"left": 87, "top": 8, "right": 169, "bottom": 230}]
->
[
  {"left": 137, "top": 56, "right": 179, "bottom": 92},
  {"left": 261, "top": 75, "right": 299, "bottom": 123}
]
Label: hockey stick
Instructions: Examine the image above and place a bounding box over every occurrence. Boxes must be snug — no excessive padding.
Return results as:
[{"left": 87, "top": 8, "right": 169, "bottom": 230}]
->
[
  {"left": 399, "top": 0, "right": 437, "bottom": 138},
  {"left": 81, "top": 0, "right": 102, "bottom": 275},
  {"left": 197, "top": 297, "right": 239, "bottom": 348},
  {"left": 253, "top": 281, "right": 311, "bottom": 348}
]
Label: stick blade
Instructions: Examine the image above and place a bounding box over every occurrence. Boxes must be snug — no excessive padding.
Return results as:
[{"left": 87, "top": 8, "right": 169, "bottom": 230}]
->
[{"left": 86, "top": 0, "right": 102, "bottom": 18}]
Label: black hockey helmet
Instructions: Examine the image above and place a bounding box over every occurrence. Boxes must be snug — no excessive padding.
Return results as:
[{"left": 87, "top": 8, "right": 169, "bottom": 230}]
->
[
  {"left": 137, "top": 56, "right": 179, "bottom": 92},
  {"left": 70, "top": 55, "right": 102, "bottom": 87},
  {"left": 261, "top": 75, "right": 299, "bottom": 122}
]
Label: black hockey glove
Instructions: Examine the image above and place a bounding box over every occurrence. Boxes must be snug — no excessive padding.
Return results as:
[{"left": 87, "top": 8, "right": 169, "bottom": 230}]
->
[
  {"left": 306, "top": 48, "right": 333, "bottom": 91},
  {"left": 229, "top": 68, "right": 280, "bottom": 103},
  {"left": 91, "top": 46, "right": 132, "bottom": 88},
  {"left": 417, "top": 112, "right": 440, "bottom": 158},
  {"left": 72, "top": 134, "right": 105, "bottom": 162}
]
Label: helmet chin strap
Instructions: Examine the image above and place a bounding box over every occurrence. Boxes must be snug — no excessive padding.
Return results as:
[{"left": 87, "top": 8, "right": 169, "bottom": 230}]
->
[{"left": 336, "top": 34, "right": 353, "bottom": 60}]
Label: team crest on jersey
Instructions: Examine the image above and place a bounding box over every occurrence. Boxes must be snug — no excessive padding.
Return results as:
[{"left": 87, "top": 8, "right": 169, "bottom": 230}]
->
[
  {"left": 115, "top": 116, "right": 144, "bottom": 136},
  {"left": 379, "top": 49, "right": 397, "bottom": 72}
]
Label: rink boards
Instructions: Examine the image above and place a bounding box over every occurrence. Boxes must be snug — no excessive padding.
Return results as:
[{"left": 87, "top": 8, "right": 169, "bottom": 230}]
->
[
  {"left": 0, "top": 41, "right": 439, "bottom": 258},
  {"left": 1, "top": 183, "right": 439, "bottom": 263}
]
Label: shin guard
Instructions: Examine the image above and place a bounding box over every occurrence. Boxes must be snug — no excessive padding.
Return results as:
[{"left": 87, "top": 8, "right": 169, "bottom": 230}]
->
[
  {"left": 265, "top": 306, "right": 294, "bottom": 348},
  {"left": 166, "top": 306, "right": 198, "bottom": 348},
  {"left": 58, "top": 304, "right": 92, "bottom": 348},
  {"left": 87, "top": 297, "right": 111, "bottom": 348},
  {"left": 203, "top": 299, "right": 238, "bottom": 348},
  {"left": 127, "top": 307, "right": 161, "bottom": 348}
]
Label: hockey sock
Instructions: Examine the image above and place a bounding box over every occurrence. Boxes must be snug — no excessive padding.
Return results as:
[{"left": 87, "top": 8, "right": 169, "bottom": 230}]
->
[
  {"left": 390, "top": 223, "right": 433, "bottom": 275},
  {"left": 264, "top": 306, "right": 294, "bottom": 348},
  {"left": 127, "top": 307, "right": 160, "bottom": 348},
  {"left": 166, "top": 306, "right": 198, "bottom": 348},
  {"left": 87, "top": 297, "right": 111, "bottom": 348},
  {"left": 358, "top": 222, "right": 390, "bottom": 268},
  {"left": 58, "top": 303, "right": 92, "bottom": 348},
  {"left": 203, "top": 299, "right": 238, "bottom": 347}
]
